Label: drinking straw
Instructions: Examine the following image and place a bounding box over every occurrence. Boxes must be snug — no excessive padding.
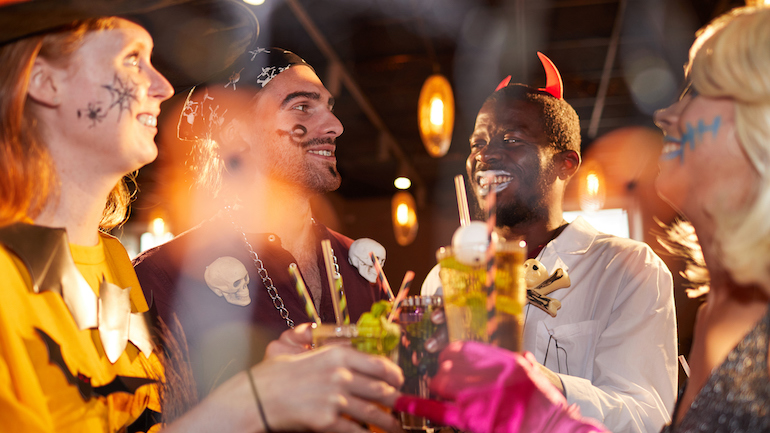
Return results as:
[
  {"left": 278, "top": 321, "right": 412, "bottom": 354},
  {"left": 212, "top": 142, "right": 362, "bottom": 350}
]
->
[
  {"left": 454, "top": 174, "right": 471, "bottom": 226},
  {"left": 334, "top": 275, "right": 349, "bottom": 325},
  {"left": 387, "top": 271, "right": 415, "bottom": 323},
  {"left": 321, "top": 240, "right": 349, "bottom": 325},
  {"left": 484, "top": 173, "right": 499, "bottom": 342},
  {"left": 679, "top": 355, "right": 691, "bottom": 378},
  {"left": 369, "top": 252, "right": 395, "bottom": 300},
  {"left": 485, "top": 173, "right": 497, "bottom": 250},
  {"left": 288, "top": 263, "right": 321, "bottom": 325}
]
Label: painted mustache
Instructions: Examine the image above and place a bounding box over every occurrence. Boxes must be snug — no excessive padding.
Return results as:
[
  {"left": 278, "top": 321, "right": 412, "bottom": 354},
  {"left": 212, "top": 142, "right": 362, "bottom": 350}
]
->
[{"left": 302, "top": 137, "right": 336, "bottom": 148}]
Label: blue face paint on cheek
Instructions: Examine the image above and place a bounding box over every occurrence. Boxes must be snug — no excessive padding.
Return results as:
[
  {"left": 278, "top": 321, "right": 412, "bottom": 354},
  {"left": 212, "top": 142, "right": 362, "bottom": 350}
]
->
[
  {"left": 694, "top": 117, "right": 721, "bottom": 146},
  {"left": 673, "top": 116, "right": 721, "bottom": 164},
  {"left": 660, "top": 137, "right": 683, "bottom": 161}
]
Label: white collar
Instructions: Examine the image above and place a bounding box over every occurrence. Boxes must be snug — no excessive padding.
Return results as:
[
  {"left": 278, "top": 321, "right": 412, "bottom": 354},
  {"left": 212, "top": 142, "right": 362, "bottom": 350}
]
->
[{"left": 0, "top": 223, "right": 153, "bottom": 363}]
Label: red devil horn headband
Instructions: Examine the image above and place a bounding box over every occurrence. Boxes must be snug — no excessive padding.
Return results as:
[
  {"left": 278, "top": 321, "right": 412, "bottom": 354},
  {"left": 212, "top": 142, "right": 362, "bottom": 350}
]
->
[{"left": 494, "top": 52, "right": 564, "bottom": 100}]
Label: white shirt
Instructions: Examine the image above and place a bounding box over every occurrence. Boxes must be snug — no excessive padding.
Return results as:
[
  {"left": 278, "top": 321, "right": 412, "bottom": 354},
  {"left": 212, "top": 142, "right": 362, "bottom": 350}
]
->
[{"left": 422, "top": 217, "right": 678, "bottom": 433}]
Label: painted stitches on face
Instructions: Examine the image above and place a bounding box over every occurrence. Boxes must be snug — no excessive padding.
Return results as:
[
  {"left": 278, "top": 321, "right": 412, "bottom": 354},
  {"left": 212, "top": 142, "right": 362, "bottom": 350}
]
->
[
  {"left": 661, "top": 116, "right": 721, "bottom": 164},
  {"left": 102, "top": 73, "right": 138, "bottom": 121}
]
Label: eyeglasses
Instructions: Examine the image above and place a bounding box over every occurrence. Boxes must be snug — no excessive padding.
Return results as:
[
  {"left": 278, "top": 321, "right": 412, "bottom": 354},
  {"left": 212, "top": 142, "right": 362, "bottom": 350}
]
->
[
  {"left": 543, "top": 333, "right": 570, "bottom": 375},
  {"left": 678, "top": 79, "right": 699, "bottom": 101}
]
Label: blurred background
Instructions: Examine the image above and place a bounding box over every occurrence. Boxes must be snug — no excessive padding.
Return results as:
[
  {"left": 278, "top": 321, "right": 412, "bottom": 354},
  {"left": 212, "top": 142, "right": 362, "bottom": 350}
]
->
[{"left": 118, "top": 0, "right": 752, "bottom": 386}]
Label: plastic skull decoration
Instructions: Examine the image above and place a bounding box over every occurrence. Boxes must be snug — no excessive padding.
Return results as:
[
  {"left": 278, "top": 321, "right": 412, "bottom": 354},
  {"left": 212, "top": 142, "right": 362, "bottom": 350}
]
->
[
  {"left": 522, "top": 258, "right": 570, "bottom": 318},
  {"left": 451, "top": 221, "right": 498, "bottom": 266},
  {"left": 523, "top": 258, "right": 549, "bottom": 288},
  {"left": 348, "top": 238, "right": 386, "bottom": 283},
  {"left": 204, "top": 256, "right": 251, "bottom": 306}
]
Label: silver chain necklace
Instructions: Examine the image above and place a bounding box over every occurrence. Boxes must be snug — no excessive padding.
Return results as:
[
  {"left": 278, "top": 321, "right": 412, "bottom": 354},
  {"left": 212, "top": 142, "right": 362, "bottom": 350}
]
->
[{"left": 225, "top": 206, "right": 339, "bottom": 329}]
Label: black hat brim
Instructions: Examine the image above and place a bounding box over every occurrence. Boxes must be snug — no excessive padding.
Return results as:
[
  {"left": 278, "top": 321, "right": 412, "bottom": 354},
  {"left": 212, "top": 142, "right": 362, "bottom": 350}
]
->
[{"left": 0, "top": 0, "right": 259, "bottom": 90}]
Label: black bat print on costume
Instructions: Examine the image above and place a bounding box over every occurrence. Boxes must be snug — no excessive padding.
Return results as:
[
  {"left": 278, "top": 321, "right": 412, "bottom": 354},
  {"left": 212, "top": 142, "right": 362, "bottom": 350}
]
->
[{"left": 35, "top": 328, "right": 156, "bottom": 401}]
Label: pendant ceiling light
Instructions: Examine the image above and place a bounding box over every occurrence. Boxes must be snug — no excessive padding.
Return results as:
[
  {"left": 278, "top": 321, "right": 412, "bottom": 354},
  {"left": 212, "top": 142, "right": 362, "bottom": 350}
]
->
[
  {"left": 392, "top": 191, "right": 418, "bottom": 246},
  {"left": 418, "top": 74, "right": 455, "bottom": 158},
  {"left": 578, "top": 159, "right": 606, "bottom": 212}
]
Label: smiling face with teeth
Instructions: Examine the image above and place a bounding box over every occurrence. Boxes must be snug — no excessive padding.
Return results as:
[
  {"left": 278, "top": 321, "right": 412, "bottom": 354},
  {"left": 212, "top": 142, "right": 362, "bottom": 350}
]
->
[
  {"left": 45, "top": 19, "right": 173, "bottom": 177},
  {"left": 653, "top": 90, "right": 757, "bottom": 220},
  {"left": 230, "top": 65, "right": 344, "bottom": 195},
  {"left": 467, "top": 98, "right": 564, "bottom": 227}
]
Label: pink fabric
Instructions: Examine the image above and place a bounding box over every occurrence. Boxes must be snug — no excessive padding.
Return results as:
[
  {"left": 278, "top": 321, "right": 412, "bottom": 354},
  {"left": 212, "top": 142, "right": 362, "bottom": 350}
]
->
[{"left": 395, "top": 341, "right": 609, "bottom": 433}]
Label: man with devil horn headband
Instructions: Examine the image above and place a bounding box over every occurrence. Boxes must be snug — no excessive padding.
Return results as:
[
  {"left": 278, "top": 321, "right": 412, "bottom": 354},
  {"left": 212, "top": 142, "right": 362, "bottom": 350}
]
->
[
  {"left": 422, "top": 53, "right": 677, "bottom": 432},
  {"left": 133, "top": 48, "right": 390, "bottom": 398}
]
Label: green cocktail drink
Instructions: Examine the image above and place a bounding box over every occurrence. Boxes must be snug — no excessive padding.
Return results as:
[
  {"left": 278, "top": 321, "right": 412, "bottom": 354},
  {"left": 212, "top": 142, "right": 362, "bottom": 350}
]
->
[
  {"left": 437, "top": 241, "right": 525, "bottom": 349},
  {"left": 312, "top": 300, "right": 400, "bottom": 360},
  {"left": 492, "top": 241, "right": 526, "bottom": 352},
  {"left": 437, "top": 246, "right": 490, "bottom": 343}
]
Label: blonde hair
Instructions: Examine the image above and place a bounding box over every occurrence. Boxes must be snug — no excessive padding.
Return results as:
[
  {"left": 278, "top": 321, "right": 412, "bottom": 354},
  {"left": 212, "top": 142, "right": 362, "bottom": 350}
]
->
[
  {"left": 688, "top": 6, "right": 770, "bottom": 293},
  {"left": 0, "top": 18, "right": 133, "bottom": 231}
]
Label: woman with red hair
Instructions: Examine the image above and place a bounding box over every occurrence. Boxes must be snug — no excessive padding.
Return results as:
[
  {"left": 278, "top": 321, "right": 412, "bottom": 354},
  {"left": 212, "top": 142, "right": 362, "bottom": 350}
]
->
[{"left": 0, "top": 2, "right": 402, "bottom": 432}]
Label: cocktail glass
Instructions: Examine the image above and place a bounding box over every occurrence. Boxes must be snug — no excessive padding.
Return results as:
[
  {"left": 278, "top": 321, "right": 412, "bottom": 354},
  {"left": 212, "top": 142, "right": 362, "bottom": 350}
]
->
[
  {"left": 436, "top": 240, "right": 525, "bottom": 350},
  {"left": 397, "top": 295, "right": 444, "bottom": 431}
]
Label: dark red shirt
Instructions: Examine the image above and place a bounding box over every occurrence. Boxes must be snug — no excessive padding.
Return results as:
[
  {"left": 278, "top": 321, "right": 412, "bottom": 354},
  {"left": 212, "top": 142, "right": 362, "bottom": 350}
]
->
[{"left": 133, "top": 213, "right": 388, "bottom": 396}]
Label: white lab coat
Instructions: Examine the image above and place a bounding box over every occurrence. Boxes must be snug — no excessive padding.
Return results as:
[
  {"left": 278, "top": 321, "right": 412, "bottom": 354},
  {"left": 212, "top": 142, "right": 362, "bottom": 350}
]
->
[{"left": 422, "top": 217, "right": 678, "bottom": 433}]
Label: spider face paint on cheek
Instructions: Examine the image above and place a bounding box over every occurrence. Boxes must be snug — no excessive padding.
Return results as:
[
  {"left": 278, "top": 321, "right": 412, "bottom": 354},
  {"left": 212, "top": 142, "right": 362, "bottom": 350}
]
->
[
  {"left": 76, "top": 74, "right": 139, "bottom": 127},
  {"left": 77, "top": 102, "right": 108, "bottom": 128},
  {"left": 102, "top": 74, "right": 138, "bottom": 121}
]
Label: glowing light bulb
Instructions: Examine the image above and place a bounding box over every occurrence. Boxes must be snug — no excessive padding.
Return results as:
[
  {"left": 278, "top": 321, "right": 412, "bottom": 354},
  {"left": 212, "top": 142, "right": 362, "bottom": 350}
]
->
[
  {"left": 243, "top": 0, "right": 265, "bottom": 5},
  {"left": 587, "top": 172, "right": 600, "bottom": 195},
  {"left": 394, "top": 176, "right": 411, "bottom": 190},
  {"left": 430, "top": 96, "right": 444, "bottom": 127},
  {"left": 579, "top": 161, "right": 606, "bottom": 212},
  {"left": 396, "top": 203, "right": 409, "bottom": 225},
  {"left": 151, "top": 217, "right": 165, "bottom": 237},
  {"left": 418, "top": 74, "right": 454, "bottom": 157}
]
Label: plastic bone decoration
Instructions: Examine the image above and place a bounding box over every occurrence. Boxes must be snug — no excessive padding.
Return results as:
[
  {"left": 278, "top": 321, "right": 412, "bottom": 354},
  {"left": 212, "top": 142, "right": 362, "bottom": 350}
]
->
[
  {"left": 523, "top": 259, "right": 571, "bottom": 317},
  {"left": 348, "top": 238, "right": 386, "bottom": 283},
  {"left": 204, "top": 256, "right": 251, "bottom": 306}
]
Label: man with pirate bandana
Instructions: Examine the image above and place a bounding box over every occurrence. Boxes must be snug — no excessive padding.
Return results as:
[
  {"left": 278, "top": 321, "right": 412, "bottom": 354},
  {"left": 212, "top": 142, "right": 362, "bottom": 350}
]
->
[
  {"left": 422, "top": 54, "right": 678, "bottom": 432},
  {"left": 133, "top": 48, "right": 390, "bottom": 398}
]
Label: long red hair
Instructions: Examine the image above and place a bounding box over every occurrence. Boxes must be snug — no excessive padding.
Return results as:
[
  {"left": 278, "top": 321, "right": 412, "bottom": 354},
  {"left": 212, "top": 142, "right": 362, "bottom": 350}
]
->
[{"left": 0, "top": 18, "right": 134, "bottom": 230}]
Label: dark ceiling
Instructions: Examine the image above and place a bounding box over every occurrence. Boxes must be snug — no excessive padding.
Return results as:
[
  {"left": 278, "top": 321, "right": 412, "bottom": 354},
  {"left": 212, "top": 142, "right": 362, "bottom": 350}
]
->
[
  {"left": 134, "top": 0, "right": 744, "bottom": 230},
  {"left": 256, "top": 0, "right": 742, "bottom": 200}
]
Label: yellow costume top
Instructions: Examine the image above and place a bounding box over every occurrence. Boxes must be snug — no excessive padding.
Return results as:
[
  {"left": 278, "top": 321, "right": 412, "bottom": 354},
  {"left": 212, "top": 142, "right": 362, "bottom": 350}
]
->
[{"left": 0, "top": 224, "right": 161, "bottom": 433}]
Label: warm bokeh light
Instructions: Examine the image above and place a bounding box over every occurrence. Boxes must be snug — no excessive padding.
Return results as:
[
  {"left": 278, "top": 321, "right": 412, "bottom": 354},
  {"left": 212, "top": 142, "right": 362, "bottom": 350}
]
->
[
  {"left": 140, "top": 217, "right": 173, "bottom": 253},
  {"left": 394, "top": 176, "right": 411, "bottom": 190},
  {"left": 586, "top": 173, "right": 600, "bottom": 196},
  {"left": 392, "top": 191, "right": 418, "bottom": 246},
  {"left": 429, "top": 97, "right": 444, "bottom": 126},
  {"left": 151, "top": 217, "right": 166, "bottom": 237},
  {"left": 396, "top": 203, "right": 409, "bottom": 225},
  {"left": 242, "top": 0, "right": 265, "bottom": 5},
  {"left": 418, "top": 74, "right": 455, "bottom": 158},
  {"left": 579, "top": 161, "right": 606, "bottom": 212}
]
